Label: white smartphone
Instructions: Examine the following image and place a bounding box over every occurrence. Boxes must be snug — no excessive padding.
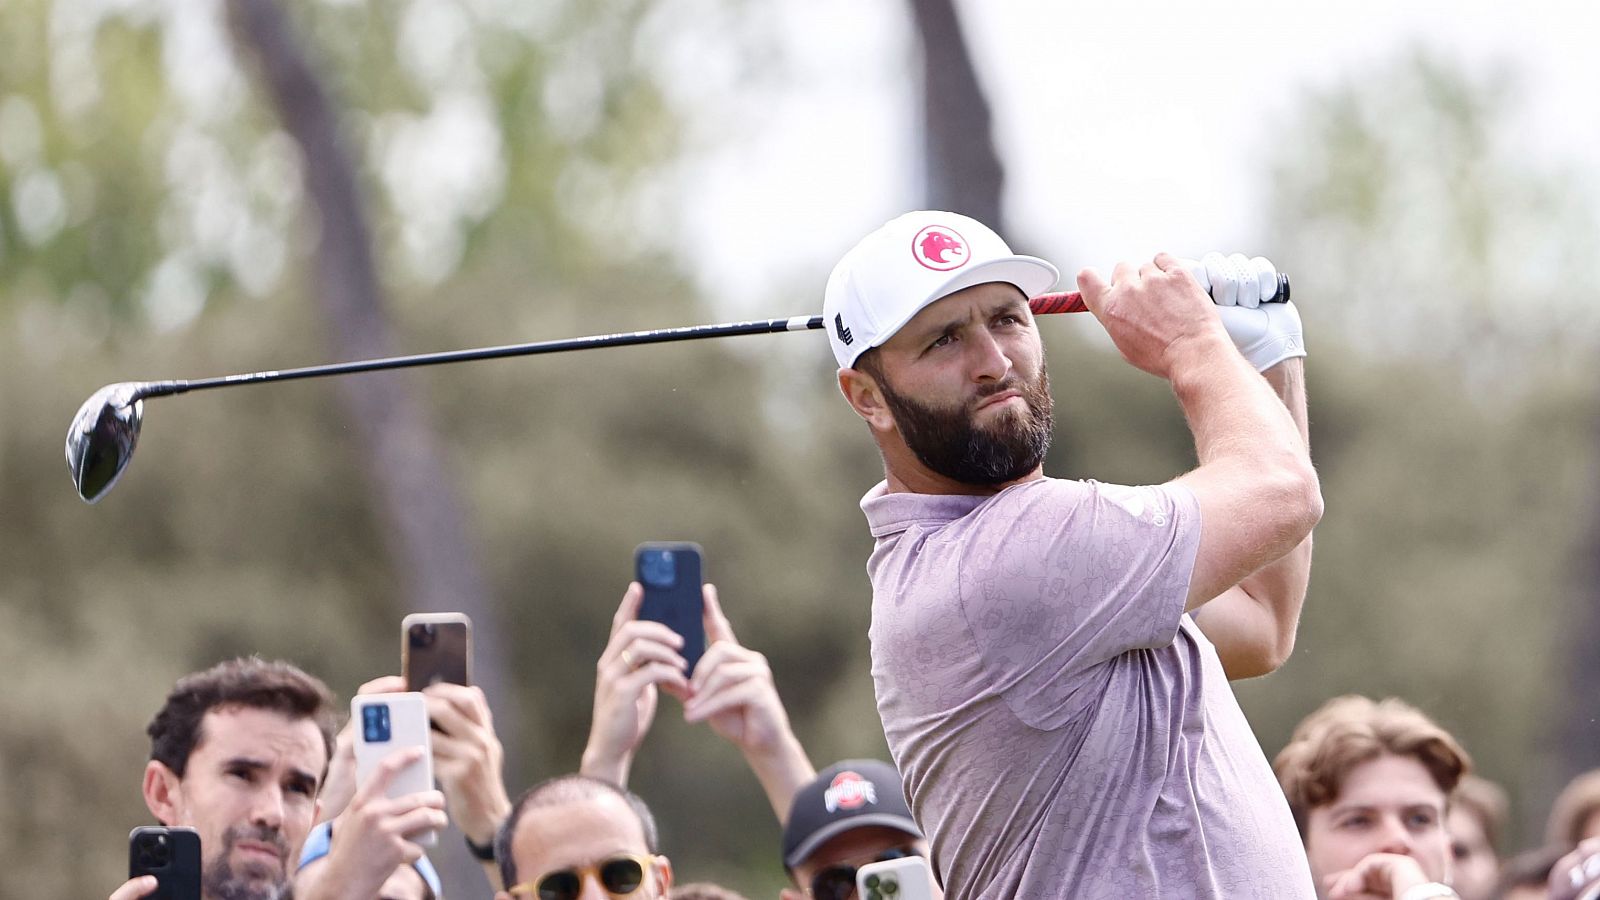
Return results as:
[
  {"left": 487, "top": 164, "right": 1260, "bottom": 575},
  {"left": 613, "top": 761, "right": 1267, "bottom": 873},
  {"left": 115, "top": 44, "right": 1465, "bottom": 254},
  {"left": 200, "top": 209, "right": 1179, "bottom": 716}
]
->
[
  {"left": 351, "top": 692, "right": 437, "bottom": 846},
  {"left": 857, "top": 856, "right": 937, "bottom": 900}
]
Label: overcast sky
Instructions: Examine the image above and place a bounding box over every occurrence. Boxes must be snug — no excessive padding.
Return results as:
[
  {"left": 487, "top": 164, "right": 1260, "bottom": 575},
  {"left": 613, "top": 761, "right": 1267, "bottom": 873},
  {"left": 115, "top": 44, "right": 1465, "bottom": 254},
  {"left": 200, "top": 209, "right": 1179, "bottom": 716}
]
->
[{"left": 675, "top": 0, "right": 1600, "bottom": 315}]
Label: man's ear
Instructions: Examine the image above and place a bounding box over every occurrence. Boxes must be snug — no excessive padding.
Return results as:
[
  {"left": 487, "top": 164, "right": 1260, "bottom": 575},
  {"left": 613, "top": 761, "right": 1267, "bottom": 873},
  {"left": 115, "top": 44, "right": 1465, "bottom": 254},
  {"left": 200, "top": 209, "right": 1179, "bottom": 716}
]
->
[
  {"left": 653, "top": 855, "right": 673, "bottom": 894},
  {"left": 143, "top": 760, "right": 184, "bottom": 825},
  {"left": 838, "top": 367, "right": 895, "bottom": 432}
]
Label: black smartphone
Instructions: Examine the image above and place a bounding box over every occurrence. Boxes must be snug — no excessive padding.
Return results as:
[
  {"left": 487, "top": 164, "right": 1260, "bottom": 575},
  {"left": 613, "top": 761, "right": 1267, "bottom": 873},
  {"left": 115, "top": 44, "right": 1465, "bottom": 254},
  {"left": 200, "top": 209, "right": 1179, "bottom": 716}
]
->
[
  {"left": 634, "top": 542, "right": 706, "bottom": 675},
  {"left": 402, "top": 612, "right": 473, "bottom": 691},
  {"left": 129, "top": 826, "right": 202, "bottom": 900}
]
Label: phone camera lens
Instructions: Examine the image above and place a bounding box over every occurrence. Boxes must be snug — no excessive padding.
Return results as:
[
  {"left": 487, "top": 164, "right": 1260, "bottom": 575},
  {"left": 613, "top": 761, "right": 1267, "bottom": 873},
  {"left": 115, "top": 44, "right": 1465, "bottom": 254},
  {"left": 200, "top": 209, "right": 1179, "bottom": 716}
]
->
[
  {"left": 410, "top": 623, "right": 438, "bottom": 649},
  {"left": 361, "top": 703, "right": 392, "bottom": 743},
  {"left": 640, "top": 550, "right": 677, "bottom": 589},
  {"left": 138, "top": 834, "right": 171, "bottom": 868}
]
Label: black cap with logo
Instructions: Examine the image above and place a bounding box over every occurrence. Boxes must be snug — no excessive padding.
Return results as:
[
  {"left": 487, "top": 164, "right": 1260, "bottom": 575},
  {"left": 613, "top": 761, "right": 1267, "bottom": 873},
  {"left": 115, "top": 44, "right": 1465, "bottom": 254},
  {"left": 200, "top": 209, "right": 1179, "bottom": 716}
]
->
[{"left": 781, "top": 759, "right": 923, "bottom": 869}]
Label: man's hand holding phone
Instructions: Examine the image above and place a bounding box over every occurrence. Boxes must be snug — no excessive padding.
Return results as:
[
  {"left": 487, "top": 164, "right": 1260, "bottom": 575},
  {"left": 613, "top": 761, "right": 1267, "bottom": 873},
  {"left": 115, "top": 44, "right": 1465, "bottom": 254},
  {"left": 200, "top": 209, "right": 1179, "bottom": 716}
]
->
[
  {"left": 320, "top": 675, "right": 511, "bottom": 853},
  {"left": 581, "top": 582, "right": 691, "bottom": 785},
  {"left": 581, "top": 544, "right": 814, "bottom": 824},
  {"left": 682, "top": 583, "right": 814, "bottom": 825},
  {"left": 683, "top": 583, "right": 786, "bottom": 748},
  {"left": 422, "top": 682, "right": 511, "bottom": 851},
  {"left": 299, "top": 748, "right": 446, "bottom": 900}
]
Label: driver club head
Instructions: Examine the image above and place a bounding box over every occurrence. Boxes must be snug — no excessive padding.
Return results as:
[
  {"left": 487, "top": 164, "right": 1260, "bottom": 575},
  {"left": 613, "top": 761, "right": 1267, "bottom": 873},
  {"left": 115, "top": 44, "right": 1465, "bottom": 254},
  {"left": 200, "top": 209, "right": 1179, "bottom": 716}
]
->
[{"left": 65, "top": 382, "right": 147, "bottom": 504}]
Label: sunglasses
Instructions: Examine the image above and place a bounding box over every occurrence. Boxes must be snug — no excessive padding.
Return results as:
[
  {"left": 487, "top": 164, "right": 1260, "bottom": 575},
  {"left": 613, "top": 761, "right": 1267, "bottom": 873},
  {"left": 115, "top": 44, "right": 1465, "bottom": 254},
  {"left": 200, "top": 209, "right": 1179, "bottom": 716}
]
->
[
  {"left": 507, "top": 853, "right": 655, "bottom": 900},
  {"left": 809, "top": 847, "right": 921, "bottom": 900}
]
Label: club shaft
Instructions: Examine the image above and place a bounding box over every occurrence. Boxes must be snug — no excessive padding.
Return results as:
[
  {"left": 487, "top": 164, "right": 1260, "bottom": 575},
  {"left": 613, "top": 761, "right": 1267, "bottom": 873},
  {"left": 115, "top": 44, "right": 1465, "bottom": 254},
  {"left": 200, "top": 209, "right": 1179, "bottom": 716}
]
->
[
  {"left": 152, "top": 315, "right": 830, "bottom": 397},
  {"left": 137, "top": 275, "right": 1286, "bottom": 399}
]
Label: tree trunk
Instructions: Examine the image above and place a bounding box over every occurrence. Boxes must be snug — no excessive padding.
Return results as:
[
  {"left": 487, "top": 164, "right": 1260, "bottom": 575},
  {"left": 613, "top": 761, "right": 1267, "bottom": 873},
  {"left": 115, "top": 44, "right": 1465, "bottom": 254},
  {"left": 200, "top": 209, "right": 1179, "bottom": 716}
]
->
[
  {"left": 228, "top": 1, "right": 505, "bottom": 893},
  {"left": 907, "top": 0, "right": 1005, "bottom": 226},
  {"left": 1559, "top": 402, "right": 1600, "bottom": 802}
]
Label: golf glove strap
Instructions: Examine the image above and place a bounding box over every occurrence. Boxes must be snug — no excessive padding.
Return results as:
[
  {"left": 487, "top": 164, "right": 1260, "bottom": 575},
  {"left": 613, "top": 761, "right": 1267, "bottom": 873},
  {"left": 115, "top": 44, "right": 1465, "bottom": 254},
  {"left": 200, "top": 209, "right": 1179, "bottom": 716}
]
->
[
  {"left": 1216, "top": 299, "right": 1305, "bottom": 371},
  {"left": 1182, "top": 253, "right": 1306, "bottom": 372}
]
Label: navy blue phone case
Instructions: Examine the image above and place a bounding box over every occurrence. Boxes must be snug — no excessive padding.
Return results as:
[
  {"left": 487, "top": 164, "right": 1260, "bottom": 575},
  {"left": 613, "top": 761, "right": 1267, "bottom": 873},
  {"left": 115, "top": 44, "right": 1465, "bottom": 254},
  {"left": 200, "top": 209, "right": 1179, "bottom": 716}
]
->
[{"left": 634, "top": 542, "right": 706, "bottom": 675}]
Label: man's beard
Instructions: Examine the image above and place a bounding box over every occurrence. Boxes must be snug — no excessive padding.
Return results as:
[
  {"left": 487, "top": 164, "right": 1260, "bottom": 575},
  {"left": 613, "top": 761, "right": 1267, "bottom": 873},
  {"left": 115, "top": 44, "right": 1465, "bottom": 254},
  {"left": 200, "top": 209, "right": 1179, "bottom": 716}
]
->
[
  {"left": 204, "top": 824, "right": 292, "bottom": 900},
  {"left": 879, "top": 361, "right": 1054, "bottom": 486}
]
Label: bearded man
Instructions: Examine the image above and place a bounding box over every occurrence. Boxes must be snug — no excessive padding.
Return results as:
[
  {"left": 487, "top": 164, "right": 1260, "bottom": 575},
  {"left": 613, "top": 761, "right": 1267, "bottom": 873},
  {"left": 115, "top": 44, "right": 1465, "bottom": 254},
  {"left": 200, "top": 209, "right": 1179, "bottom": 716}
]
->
[{"left": 825, "top": 211, "right": 1321, "bottom": 898}]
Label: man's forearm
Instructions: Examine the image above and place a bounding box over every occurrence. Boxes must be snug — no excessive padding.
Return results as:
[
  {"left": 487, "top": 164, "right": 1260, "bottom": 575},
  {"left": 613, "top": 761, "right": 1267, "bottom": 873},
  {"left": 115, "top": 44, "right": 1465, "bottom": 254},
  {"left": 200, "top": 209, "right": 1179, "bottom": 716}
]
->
[
  {"left": 1170, "top": 336, "right": 1322, "bottom": 608},
  {"left": 579, "top": 743, "right": 633, "bottom": 787},
  {"left": 1237, "top": 358, "right": 1314, "bottom": 616},
  {"left": 743, "top": 731, "right": 815, "bottom": 826},
  {"left": 1171, "top": 336, "right": 1308, "bottom": 477},
  {"left": 1196, "top": 359, "right": 1315, "bottom": 677}
]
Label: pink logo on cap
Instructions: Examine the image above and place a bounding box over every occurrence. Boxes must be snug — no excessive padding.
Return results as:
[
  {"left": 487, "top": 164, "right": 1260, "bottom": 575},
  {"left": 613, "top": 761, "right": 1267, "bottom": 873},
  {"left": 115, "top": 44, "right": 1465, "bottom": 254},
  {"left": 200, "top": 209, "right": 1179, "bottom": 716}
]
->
[
  {"left": 912, "top": 225, "right": 968, "bottom": 272},
  {"left": 824, "top": 771, "right": 878, "bottom": 812}
]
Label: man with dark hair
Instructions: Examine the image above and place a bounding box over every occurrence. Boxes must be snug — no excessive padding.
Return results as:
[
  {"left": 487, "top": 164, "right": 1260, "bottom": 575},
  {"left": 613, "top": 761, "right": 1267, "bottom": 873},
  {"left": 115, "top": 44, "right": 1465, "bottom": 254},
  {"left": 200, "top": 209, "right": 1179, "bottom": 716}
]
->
[
  {"left": 109, "top": 657, "right": 349, "bottom": 900},
  {"left": 493, "top": 774, "right": 671, "bottom": 899},
  {"left": 779, "top": 760, "right": 939, "bottom": 900}
]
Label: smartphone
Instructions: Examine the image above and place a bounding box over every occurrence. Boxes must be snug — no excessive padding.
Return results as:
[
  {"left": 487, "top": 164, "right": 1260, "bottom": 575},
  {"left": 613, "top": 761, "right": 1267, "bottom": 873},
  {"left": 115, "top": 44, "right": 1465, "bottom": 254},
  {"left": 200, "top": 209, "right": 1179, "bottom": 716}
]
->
[
  {"left": 351, "top": 692, "right": 437, "bottom": 846},
  {"left": 402, "top": 612, "right": 473, "bottom": 691},
  {"left": 857, "top": 856, "right": 937, "bottom": 900},
  {"left": 634, "top": 542, "right": 706, "bottom": 675},
  {"left": 129, "top": 826, "right": 202, "bottom": 900}
]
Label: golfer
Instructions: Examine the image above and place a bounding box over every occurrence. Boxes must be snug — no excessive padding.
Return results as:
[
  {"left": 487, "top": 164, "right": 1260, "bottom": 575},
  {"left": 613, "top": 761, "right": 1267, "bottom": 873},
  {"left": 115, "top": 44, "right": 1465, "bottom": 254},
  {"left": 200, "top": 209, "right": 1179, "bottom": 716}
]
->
[{"left": 826, "top": 211, "right": 1320, "bottom": 898}]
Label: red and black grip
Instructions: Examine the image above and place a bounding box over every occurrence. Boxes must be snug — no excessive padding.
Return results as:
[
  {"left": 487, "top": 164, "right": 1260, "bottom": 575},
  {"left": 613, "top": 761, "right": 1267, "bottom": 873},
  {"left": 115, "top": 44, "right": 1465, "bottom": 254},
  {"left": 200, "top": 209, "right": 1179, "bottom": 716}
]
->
[{"left": 1028, "top": 273, "right": 1291, "bottom": 316}]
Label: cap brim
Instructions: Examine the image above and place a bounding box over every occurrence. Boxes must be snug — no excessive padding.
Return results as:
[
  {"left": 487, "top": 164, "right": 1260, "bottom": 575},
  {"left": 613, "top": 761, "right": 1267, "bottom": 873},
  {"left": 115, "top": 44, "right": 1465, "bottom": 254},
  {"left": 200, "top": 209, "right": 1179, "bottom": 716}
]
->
[
  {"left": 783, "top": 814, "right": 924, "bottom": 869},
  {"left": 862, "top": 255, "right": 1060, "bottom": 360}
]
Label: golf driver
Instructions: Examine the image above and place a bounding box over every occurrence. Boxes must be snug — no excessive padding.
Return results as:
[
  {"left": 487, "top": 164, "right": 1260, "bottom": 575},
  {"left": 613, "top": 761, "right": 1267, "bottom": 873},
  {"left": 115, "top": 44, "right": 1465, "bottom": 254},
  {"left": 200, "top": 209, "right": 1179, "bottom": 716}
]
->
[{"left": 65, "top": 275, "right": 1288, "bottom": 503}]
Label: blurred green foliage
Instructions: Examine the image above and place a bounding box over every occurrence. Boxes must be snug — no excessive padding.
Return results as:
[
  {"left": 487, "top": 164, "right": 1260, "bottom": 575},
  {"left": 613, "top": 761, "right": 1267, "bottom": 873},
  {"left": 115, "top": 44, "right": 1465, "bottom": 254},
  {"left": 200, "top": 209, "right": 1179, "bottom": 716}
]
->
[{"left": 1, "top": 7, "right": 1596, "bottom": 900}]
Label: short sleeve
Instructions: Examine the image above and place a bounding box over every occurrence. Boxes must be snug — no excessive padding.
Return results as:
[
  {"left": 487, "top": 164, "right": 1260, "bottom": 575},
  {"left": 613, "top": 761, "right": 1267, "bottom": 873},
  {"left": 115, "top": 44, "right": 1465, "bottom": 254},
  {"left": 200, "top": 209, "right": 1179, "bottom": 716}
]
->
[{"left": 955, "top": 478, "right": 1202, "bottom": 729}]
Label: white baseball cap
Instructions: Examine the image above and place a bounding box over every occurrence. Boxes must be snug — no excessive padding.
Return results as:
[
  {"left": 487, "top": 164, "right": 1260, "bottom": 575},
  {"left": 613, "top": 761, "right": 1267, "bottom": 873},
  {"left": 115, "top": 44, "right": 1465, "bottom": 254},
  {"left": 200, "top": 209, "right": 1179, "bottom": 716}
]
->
[{"left": 823, "top": 210, "right": 1059, "bottom": 369}]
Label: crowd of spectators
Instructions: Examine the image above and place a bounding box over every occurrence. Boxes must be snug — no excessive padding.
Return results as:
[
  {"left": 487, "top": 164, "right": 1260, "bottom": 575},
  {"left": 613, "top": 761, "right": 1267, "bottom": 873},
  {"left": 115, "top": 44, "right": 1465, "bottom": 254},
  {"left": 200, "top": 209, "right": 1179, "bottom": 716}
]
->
[{"left": 101, "top": 584, "right": 1600, "bottom": 900}]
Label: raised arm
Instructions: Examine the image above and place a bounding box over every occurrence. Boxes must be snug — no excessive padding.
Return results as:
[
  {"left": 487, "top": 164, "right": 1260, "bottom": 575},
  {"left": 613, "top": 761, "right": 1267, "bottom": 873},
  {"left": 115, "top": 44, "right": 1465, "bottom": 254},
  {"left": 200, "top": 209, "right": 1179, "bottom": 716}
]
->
[
  {"left": 683, "top": 585, "right": 815, "bottom": 824},
  {"left": 580, "top": 583, "right": 690, "bottom": 786},
  {"left": 424, "top": 682, "right": 514, "bottom": 886},
  {"left": 1077, "top": 256, "right": 1322, "bottom": 614},
  {"left": 1191, "top": 358, "right": 1314, "bottom": 678}
]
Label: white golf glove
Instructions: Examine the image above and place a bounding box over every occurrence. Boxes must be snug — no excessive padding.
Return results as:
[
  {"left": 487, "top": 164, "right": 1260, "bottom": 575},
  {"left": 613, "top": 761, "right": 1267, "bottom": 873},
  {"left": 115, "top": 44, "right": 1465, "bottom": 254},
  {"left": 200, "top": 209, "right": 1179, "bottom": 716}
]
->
[{"left": 1182, "top": 252, "right": 1305, "bottom": 372}]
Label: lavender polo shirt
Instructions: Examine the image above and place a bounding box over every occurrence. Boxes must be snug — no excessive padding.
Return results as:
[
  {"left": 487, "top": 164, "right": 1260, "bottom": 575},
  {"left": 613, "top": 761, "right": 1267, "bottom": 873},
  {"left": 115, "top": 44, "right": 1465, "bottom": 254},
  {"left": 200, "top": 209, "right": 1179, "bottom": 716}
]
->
[{"left": 862, "top": 477, "right": 1315, "bottom": 899}]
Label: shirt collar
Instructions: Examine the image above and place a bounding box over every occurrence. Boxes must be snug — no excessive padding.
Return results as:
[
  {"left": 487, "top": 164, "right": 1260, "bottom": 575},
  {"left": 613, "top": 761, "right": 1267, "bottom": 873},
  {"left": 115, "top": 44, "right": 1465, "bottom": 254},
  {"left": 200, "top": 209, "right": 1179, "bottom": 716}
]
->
[{"left": 860, "top": 479, "right": 989, "bottom": 538}]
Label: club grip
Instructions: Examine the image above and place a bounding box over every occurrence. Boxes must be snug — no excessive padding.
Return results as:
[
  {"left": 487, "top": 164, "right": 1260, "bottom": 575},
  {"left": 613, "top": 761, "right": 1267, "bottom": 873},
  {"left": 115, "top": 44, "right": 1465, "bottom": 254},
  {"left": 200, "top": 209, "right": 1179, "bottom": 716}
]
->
[{"left": 1029, "top": 273, "right": 1291, "bottom": 316}]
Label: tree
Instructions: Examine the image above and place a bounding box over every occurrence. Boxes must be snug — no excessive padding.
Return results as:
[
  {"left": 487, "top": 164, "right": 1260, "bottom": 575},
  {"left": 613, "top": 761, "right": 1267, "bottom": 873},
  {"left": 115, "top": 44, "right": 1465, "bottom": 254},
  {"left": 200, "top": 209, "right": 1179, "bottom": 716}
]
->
[
  {"left": 906, "top": 0, "right": 1004, "bottom": 226},
  {"left": 1266, "top": 48, "right": 1600, "bottom": 385}
]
